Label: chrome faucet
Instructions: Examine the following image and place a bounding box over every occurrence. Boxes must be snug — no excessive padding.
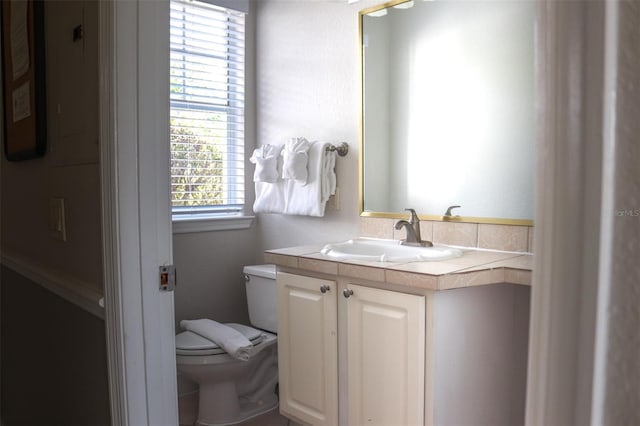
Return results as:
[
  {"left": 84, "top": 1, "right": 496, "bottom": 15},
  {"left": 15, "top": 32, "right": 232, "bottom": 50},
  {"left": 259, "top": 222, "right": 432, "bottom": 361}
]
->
[
  {"left": 442, "top": 205, "right": 461, "bottom": 221},
  {"left": 394, "top": 208, "right": 433, "bottom": 247}
]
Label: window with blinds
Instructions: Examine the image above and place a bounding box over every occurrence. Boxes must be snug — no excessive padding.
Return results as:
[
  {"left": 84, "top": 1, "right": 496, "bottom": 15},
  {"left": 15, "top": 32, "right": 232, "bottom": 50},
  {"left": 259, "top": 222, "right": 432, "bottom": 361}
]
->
[{"left": 170, "top": 0, "right": 245, "bottom": 216}]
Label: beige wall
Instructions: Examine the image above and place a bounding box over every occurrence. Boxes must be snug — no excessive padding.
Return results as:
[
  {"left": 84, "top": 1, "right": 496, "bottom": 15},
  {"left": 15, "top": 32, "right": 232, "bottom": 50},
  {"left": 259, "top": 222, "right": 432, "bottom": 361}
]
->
[
  {"left": 361, "top": 217, "right": 534, "bottom": 252},
  {"left": 173, "top": 230, "right": 259, "bottom": 327},
  {"left": 0, "top": 1, "right": 108, "bottom": 422},
  {"left": 1, "top": 266, "right": 110, "bottom": 425},
  {"left": 1, "top": 0, "right": 102, "bottom": 289}
]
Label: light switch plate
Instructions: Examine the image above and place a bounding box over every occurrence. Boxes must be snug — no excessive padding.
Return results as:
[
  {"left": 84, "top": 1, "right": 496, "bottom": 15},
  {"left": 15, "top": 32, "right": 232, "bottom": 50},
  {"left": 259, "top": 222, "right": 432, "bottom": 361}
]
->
[{"left": 49, "top": 197, "right": 67, "bottom": 241}]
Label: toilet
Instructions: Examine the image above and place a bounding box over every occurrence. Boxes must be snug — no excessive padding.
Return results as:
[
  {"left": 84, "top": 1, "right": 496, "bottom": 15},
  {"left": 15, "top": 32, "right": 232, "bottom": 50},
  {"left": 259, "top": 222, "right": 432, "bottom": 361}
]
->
[{"left": 176, "top": 264, "right": 279, "bottom": 426}]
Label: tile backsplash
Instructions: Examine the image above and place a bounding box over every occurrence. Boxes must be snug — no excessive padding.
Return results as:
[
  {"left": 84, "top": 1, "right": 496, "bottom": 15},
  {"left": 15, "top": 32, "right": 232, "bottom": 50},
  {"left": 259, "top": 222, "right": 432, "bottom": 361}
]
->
[{"left": 360, "top": 217, "right": 533, "bottom": 253}]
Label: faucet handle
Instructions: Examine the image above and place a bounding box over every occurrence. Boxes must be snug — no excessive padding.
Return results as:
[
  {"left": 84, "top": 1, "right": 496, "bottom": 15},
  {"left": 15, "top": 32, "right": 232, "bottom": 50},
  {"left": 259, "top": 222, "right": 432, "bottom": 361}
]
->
[
  {"left": 444, "top": 205, "right": 461, "bottom": 216},
  {"left": 404, "top": 208, "right": 419, "bottom": 223}
]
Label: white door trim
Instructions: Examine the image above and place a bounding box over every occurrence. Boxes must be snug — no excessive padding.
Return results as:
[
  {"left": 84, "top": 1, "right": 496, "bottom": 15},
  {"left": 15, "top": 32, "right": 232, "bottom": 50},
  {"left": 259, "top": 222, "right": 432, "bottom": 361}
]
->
[
  {"left": 526, "top": 1, "right": 619, "bottom": 425},
  {"left": 100, "top": 1, "right": 178, "bottom": 425},
  {"left": 527, "top": 1, "right": 591, "bottom": 424}
]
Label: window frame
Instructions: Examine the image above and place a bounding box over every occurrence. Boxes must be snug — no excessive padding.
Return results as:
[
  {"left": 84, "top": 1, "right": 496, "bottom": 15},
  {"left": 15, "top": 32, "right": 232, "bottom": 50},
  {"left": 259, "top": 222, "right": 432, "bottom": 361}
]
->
[{"left": 169, "top": 0, "right": 253, "bottom": 233}]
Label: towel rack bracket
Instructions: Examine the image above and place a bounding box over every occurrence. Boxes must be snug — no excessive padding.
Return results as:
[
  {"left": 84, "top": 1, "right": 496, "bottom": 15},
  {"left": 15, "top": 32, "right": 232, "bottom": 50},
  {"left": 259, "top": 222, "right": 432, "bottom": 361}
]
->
[{"left": 327, "top": 142, "right": 349, "bottom": 157}]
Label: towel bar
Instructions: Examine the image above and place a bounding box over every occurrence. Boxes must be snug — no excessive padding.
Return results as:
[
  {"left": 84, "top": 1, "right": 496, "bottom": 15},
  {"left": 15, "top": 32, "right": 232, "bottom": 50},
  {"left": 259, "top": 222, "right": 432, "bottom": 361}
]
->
[{"left": 326, "top": 142, "right": 349, "bottom": 157}]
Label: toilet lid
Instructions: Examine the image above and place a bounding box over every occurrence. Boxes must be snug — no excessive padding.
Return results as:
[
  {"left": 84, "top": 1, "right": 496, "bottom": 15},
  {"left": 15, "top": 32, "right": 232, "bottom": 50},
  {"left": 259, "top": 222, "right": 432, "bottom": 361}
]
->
[{"left": 175, "top": 323, "right": 264, "bottom": 356}]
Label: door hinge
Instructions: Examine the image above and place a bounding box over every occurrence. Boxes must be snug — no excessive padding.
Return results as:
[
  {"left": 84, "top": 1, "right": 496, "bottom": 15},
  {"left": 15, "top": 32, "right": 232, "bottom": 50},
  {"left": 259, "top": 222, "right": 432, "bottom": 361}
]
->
[{"left": 159, "top": 265, "right": 176, "bottom": 292}]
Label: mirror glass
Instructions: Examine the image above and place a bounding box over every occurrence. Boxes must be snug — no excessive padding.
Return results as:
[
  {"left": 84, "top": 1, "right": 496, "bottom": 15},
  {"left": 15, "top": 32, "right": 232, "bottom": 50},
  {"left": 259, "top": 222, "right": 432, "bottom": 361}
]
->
[{"left": 361, "top": 0, "right": 535, "bottom": 223}]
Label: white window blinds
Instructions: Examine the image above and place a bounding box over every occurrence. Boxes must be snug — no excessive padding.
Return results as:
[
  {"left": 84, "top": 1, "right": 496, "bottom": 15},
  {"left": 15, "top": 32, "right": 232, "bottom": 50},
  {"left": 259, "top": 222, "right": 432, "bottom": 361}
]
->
[{"left": 170, "top": 0, "right": 245, "bottom": 215}]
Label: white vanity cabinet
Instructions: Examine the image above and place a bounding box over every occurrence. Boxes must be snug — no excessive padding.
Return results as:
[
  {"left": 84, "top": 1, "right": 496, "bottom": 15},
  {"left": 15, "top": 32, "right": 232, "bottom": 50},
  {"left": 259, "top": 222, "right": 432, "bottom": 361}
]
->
[
  {"left": 277, "top": 272, "right": 339, "bottom": 426},
  {"left": 277, "top": 272, "right": 426, "bottom": 426},
  {"left": 344, "top": 283, "right": 425, "bottom": 426}
]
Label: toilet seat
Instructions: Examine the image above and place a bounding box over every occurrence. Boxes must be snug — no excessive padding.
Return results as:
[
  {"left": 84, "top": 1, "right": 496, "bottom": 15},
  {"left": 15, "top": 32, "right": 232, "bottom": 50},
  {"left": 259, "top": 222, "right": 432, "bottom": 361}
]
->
[{"left": 175, "top": 322, "right": 264, "bottom": 356}]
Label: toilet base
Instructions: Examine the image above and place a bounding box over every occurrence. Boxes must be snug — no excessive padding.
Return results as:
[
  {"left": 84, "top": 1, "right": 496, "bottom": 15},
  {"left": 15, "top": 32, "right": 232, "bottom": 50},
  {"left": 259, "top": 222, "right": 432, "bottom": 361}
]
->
[
  {"left": 195, "top": 392, "right": 278, "bottom": 426},
  {"left": 187, "top": 336, "right": 279, "bottom": 426}
]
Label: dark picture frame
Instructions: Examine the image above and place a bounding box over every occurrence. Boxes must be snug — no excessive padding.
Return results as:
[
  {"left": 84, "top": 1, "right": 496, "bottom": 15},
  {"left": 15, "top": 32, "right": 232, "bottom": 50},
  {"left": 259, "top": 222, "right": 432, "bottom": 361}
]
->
[{"left": 1, "top": 0, "right": 47, "bottom": 161}]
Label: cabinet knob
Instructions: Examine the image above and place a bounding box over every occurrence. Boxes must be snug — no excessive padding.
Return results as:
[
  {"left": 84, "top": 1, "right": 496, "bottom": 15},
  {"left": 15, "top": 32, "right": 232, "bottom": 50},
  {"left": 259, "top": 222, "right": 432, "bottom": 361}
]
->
[
  {"left": 343, "top": 288, "right": 354, "bottom": 298},
  {"left": 320, "top": 285, "right": 330, "bottom": 294}
]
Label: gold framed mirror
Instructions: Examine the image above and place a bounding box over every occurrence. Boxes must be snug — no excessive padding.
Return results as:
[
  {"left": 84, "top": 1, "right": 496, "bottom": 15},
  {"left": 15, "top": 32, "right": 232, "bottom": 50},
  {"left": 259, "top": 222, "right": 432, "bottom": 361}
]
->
[{"left": 359, "top": 0, "right": 536, "bottom": 226}]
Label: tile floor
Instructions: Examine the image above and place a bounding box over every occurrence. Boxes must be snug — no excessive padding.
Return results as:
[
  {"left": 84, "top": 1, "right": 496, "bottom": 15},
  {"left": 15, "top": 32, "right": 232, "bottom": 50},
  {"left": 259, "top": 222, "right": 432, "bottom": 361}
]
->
[{"left": 179, "top": 391, "right": 297, "bottom": 426}]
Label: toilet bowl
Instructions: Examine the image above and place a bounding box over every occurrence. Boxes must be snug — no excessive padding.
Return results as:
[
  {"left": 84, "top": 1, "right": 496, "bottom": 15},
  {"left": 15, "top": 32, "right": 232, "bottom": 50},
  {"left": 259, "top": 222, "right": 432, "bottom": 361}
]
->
[{"left": 176, "top": 265, "right": 278, "bottom": 426}]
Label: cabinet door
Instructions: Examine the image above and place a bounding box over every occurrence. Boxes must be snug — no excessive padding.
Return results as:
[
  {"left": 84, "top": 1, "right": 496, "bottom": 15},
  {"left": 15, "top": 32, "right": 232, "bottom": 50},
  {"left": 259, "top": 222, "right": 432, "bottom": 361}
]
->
[
  {"left": 277, "top": 272, "right": 338, "bottom": 426},
  {"left": 345, "top": 284, "right": 425, "bottom": 426}
]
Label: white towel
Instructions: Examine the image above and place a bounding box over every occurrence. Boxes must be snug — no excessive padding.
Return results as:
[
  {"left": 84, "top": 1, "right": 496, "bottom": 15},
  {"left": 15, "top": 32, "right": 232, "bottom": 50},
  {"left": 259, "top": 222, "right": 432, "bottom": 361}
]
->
[
  {"left": 323, "top": 147, "right": 337, "bottom": 202},
  {"left": 283, "top": 141, "right": 336, "bottom": 217},
  {"left": 249, "top": 144, "right": 282, "bottom": 183},
  {"left": 253, "top": 180, "right": 287, "bottom": 214},
  {"left": 252, "top": 139, "right": 338, "bottom": 216},
  {"left": 251, "top": 144, "right": 287, "bottom": 213},
  {"left": 180, "top": 319, "right": 253, "bottom": 361},
  {"left": 281, "top": 137, "right": 311, "bottom": 184}
]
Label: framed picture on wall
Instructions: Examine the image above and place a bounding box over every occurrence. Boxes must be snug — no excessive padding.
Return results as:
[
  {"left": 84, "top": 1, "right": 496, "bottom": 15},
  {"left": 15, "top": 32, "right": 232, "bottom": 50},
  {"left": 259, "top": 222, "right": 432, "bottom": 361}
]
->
[{"left": 1, "top": 0, "right": 47, "bottom": 161}]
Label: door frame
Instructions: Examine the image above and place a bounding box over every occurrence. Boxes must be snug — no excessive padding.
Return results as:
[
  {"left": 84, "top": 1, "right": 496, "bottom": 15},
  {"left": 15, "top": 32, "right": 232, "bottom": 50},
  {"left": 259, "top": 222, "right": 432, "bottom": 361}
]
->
[
  {"left": 94, "top": 0, "right": 629, "bottom": 424},
  {"left": 526, "top": 1, "right": 623, "bottom": 425},
  {"left": 99, "top": 1, "right": 178, "bottom": 425}
]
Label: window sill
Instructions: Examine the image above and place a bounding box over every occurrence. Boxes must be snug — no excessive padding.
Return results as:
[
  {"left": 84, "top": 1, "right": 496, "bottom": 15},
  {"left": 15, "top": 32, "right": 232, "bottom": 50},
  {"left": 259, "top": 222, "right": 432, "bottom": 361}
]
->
[{"left": 172, "top": 214, "right": 255, "bottom": 234}]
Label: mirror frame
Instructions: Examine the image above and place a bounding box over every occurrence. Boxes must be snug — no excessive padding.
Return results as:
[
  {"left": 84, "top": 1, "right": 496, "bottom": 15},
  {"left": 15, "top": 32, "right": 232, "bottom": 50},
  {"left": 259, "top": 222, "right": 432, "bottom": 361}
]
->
[{"left": 358, "top": 0, "right": 534, "bottom": 226}]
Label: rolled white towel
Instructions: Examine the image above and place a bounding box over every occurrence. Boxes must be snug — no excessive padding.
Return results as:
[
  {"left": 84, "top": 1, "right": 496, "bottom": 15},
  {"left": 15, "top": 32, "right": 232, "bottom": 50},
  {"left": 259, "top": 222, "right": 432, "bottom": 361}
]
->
[
  {"left": 180, "top": 319, "right": 253, "bottom": 361},
  {"left": 282, "top": 150, "right": 309, "bottom": 183},
  {"left": 250, "top": 144, "right": 282, "bottom": 183},
  {"left": 282, "top": 137, "right": 311, "bottom": 184}
]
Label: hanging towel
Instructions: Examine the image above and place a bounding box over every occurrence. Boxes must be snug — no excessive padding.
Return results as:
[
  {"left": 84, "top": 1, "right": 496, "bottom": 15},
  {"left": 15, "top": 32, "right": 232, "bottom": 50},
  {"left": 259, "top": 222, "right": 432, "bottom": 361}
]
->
[
  {"left": 180, "top": 319, "right": 253, "bottom": 361},
  {"left": 249, "top": 144, "right": 283, "bottom": 183},
  {"left": 252, "top": 139, "right": 338, "bottom": 216},
  {"left": 253, "top": 179, "right": 287, "bottom": 214},
  {"left": 323, "top": 146, "right": 337, "bottom": 202},
  {"left": 252, "top": 143, "right": 287, "bottom": 214},
  {"left": 281, "top": 137, "right": 311, "bottom": 184},
  {"left": 283, "top": 141, "right": 337, "bottom": 217}
]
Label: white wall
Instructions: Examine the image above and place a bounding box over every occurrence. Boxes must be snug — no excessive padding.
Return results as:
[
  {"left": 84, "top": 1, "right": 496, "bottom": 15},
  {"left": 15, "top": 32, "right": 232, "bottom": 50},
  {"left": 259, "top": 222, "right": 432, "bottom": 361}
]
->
[
  {"left": 253, "top": 0, "right": 374, "bottom": 250},
  {"left": 174, "top": 0, "right": 376, "bottom": 324}
]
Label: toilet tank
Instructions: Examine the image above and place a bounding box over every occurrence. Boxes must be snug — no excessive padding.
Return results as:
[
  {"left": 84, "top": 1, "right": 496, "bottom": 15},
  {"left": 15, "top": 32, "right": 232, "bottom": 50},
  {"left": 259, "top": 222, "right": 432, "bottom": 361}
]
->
[{"left": 243, "top": 264, "right": 277, "bottom": 333}]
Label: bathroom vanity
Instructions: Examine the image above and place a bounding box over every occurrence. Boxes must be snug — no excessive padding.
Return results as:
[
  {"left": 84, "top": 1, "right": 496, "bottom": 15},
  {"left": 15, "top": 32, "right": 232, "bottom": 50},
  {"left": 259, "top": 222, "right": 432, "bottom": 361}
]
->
[
  {"left": 266, "top": 243, "right": 531, "bottom": 426},
  {"left": 265, "top": 0, "right": 536, "bottom": 422}
]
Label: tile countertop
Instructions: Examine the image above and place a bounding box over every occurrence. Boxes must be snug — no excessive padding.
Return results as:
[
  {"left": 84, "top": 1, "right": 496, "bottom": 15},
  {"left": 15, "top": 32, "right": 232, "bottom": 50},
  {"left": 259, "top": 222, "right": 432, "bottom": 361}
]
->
[{"left": 264, "top": 244, "right": 532, "bottom": 291}]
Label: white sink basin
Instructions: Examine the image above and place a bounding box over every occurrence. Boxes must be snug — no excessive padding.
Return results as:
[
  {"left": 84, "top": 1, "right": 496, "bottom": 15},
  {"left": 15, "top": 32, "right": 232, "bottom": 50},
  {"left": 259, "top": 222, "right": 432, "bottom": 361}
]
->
[{"left": 320, "top": 238, "right": 463, "bottom": 263}]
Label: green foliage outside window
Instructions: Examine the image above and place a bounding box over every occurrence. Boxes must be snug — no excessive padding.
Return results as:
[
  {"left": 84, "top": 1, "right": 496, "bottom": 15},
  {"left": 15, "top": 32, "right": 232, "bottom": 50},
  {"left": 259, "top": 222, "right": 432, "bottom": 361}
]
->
[{"left": 170, "top": 115, "right": 225, "bottom": 207}]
